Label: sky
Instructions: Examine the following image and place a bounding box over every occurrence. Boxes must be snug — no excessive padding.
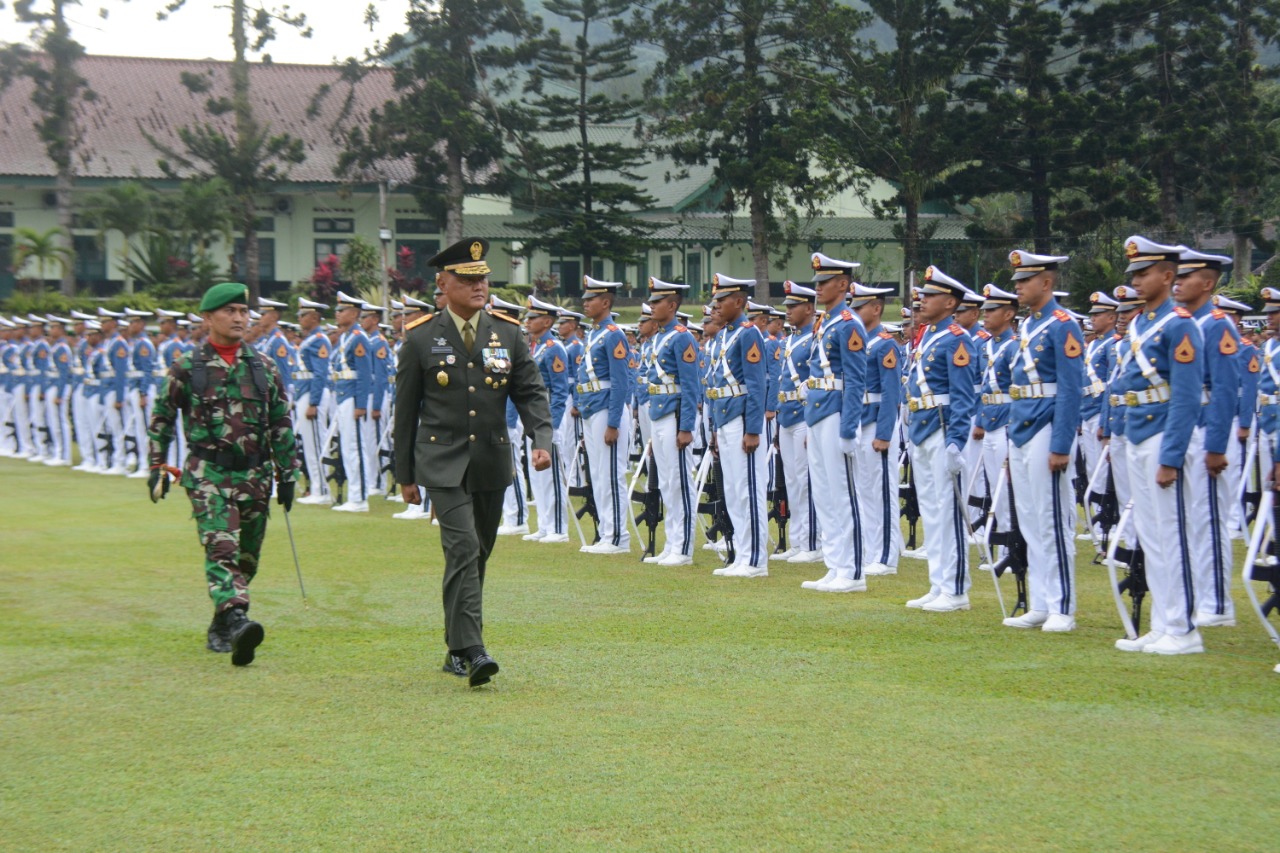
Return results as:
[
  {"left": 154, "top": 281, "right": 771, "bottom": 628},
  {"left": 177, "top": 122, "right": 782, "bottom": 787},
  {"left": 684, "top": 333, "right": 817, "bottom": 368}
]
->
[{"left": 7, "top": 1, "right": 414, "bottom": 65}]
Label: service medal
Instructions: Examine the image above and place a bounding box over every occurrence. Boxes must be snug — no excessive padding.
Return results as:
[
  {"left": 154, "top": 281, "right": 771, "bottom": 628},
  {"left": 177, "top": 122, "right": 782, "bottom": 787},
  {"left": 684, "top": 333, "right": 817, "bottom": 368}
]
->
[{"left": 436, "top": 370, "right": 449, "bottom": 387}]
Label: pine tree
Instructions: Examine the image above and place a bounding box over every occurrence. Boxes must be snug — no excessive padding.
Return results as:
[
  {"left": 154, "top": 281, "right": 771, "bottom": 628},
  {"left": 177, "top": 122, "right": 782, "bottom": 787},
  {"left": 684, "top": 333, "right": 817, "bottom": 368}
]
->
[
  {"left": 340, "top": 0, "right": 538, "bottom": 245},
  {"left": 516, "top": 0, "right": 656, "bottom": 281}
]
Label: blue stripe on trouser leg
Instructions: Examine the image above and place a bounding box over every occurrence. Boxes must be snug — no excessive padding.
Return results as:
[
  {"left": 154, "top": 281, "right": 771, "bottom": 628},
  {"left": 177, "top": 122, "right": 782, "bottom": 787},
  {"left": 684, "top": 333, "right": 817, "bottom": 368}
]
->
[
  {"left": 1050, "top": 470, "right": 1071, "bottom": 614},
  {"left": 679, "top": 445, "right": 692, "bottom": 556},
  {"left": 610, "top": 442, "right": 621, "bottom": 545},
  {"left": 1207, "top": 475, "right": 1225, "bottom": 614},
  {"left": 844, "top": 454, "right": 863, "bottom": 578},
  {"left": 951, "top": 473, "right": 966, "bottom": 595},
  {"left": 1174, "top": 473, "right": 1195, "bottom": 631},
  {"left": 880, "top": 451, "right": 891, "bottom": 563}
]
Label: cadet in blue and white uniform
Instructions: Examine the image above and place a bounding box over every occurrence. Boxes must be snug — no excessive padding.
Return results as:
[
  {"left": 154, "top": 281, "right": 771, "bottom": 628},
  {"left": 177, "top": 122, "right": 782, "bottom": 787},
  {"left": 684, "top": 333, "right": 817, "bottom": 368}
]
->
[
  {"left": 1212, "top": 294, "right": 1257, "bottom": 537},
  {"left": 293, "top": 298, "right": 333, "bottom": 505},
  {"left": 1257, "top": 289, "right": 1280, "bottom": 500},
  {"left": 641, "top": 278, "right": 701, "bottom": 565},
  {"left": 773, "top": 282, "right": 821, "bottom": 564},
  {"left": 851, "top": 280, "right": 904, "bottom": 577},
  {"left": 41, "top": 315, "right": 74, "bottom": 466},
  {"left": 634, "top": 302, "right": 657, "bottom": 453},
  {"left": 903, "top": 266, "right": 980, "bottom": 612},
  {"left": 556, "top": 310, "right": 587, "bottom": 493},
  {"left": 152, "top": 310, "right": 189, "bottom": 470},
  {"left": 1101, "top": 286, "right": 1144, "bottom": 551},
  {"left": 973, "top": 285, "right": 1019, "bottom": 554},
  {"left": 954, "top": 289, "right": 988, "bottom": 525},
  {"left": 0, "top": 318, "right": 17, "bottom": 457},
  {"left": 25, "top": 316, "right": 52, "bottom": 461},
  {"left": 121, "top": 308, "right": 155, "bottom": 476},
  {"left": 519, "top": 296, "right": 572, "bottom": 543},
  {"left": 797, "top": 254, "right": 870, "bottom": 592},
  {"left": 484, "top": 296, "right": 531, "bottom": 535},
  {"left": 255, "top": 298, "right": 295, "bottom": 400},
  {"left": 1174, "top": 248, "right": 1241, "bottom": 629},
  {"left": 359, "top": 302, "right": 392, "bottom": 496},
  {"left": 576, "top": 277, "right": 634, "bottom": 554},
  {"left": 388, "top": 296, "right": 436, "bottom": 520},
  {"left": 1000, "top": 250, "right": 1085, "bottom": 631},
  {"left": 1076, "top": 291, "right": 1120, "bottom": 541},
  {"left": 705, "top": 274, "right": 770, "bottom": 577},
  {"left": 331, "top": 291, "right": 377, "bottom": 512},
  {"left": 96, "top": 309, "right": 130, "bottom": 473},
  {"left": 1113, "top": 236, "right": 1206, "bottom": 655}
]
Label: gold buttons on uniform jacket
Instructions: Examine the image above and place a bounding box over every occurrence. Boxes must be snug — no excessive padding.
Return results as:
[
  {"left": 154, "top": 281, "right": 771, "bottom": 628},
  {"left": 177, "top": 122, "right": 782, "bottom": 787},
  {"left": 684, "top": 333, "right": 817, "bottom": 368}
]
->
[
  {"left": 469, "top": 410, "right": 476, "bottom": 417},
  {"left": 468, "top": 385, "right": 476, "bottom": 392},
  {"left": 468, "top": 362, "right": 474, "bottom": 368},
  {"left": 469, "top": 435, "right": 476, "bottom": 442},
  {"left": 430, "top": 436, "right": 437, "bottom": 442}
]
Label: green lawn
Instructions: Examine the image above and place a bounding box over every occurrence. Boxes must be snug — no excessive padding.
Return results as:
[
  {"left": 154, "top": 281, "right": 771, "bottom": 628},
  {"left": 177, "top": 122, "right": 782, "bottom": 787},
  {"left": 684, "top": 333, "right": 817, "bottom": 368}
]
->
[{"left": 2, "top": 456, "right": 1276, "bottom": 851}]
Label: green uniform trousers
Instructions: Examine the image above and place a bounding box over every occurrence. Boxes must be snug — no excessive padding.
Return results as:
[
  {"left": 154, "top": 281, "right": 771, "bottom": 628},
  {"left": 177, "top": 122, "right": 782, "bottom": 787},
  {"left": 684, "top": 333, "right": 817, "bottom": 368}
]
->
[{"left": 430, "top": 485, "right": 504, "bottom": 653}]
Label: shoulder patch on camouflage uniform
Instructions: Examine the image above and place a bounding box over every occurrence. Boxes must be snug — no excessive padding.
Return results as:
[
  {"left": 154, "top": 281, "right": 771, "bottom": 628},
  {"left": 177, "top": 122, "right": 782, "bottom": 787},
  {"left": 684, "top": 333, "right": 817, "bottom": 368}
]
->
[{"left": 405, "top": 314, "right": 432, "bottom": 331}]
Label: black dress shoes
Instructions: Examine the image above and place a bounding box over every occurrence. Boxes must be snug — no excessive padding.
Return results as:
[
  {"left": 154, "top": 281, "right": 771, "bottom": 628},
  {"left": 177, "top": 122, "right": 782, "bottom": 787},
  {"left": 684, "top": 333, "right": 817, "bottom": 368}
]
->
[
  {"left": 442, "top": 653, "right": 468, "bottom": 677},
  {"left": 226, "top": 608, "right": 264, "bottom": 667},
  {"left": 466, "top": 649, "right": 499, "bottom": 687}
]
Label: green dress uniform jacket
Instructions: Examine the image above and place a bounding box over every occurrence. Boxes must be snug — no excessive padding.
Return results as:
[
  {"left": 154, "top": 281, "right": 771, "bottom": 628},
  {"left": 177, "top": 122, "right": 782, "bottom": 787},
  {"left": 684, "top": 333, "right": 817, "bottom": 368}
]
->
[{"left": 393, "top": 307, "right": 554, "bottom": 488}]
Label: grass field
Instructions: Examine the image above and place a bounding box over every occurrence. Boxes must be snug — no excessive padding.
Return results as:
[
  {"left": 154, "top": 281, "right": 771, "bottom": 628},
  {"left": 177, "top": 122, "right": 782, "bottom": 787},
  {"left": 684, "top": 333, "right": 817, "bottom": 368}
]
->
[{"left": 2, "top": 455, "right": 1277, "bottom": 851}]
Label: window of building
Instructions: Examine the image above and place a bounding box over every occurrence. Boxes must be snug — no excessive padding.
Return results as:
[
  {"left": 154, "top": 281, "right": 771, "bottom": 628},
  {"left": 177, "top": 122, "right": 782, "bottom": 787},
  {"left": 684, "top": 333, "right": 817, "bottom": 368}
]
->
[
  {"left": 396, "top": 239, "right": 440, "bottom": 287},
  {"left": 234, "top": 237, "right": 277, "bottom": 282},
  {"left": 255, "top": 216, "right": 275, "bottom": 233},
  {"left": 315, "top": 239, "right": 348, "bottom": 268},
  {"left": 0, "top": 234, "right": 14, "bottom": 299},
  {"left": 396, "top": 218, "right": 438, "bottom": 234},
  {"left": 0, "top": 211, "right": 13, "bottom": 228},
  {"left": 552, "top": 260, "right": 581, "bottom": 296},
  {"left": 72, "top": 234, "right": 107, "bottom": 283},
  {"left": 659, "top": 254, "right": 673, "bottom": 280},
  {"left": 613, "top": 261, "right": 627, "bottom": 284},
  {"left": 636, "top": 258, "right": 648, "bottom": 291},
  {"left": 591, "top": 260, "right": 605, "bottom": 280},
  {"left": 685, "top": 252, "right": 702, "bottom": 294},
  {"left": 314, "top": 217, "right": 354, "bottom": 234}
]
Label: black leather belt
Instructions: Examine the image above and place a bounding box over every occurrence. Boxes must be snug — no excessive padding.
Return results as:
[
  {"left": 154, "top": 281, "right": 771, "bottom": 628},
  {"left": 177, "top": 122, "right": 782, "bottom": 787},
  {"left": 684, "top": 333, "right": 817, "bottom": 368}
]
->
[{"left": 190, "top": 447, "right": 266, "bottom": 471}]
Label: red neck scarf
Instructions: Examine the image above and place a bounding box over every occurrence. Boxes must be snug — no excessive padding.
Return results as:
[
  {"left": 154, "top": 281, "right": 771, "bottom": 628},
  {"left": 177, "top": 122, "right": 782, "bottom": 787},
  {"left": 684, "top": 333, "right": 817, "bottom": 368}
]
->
[{"left": 210, "top": 340, "right": 239, "bottom": 365}]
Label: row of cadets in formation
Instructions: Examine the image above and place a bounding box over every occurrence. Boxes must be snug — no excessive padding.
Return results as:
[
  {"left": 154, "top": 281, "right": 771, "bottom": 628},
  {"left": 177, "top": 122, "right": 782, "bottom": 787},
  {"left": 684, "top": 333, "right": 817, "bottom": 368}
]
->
[{"left": 0, "top": 308, "right": 197, "bottom": 473}]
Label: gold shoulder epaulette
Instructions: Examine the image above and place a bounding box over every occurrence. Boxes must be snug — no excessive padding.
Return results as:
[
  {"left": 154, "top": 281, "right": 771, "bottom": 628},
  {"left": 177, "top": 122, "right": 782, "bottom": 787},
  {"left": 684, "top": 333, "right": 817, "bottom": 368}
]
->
[
  {"left": 405, "top": 313, "right": 433, "bottom": 331},
  {"left": 491, "top": 311, "right": 521, "bottom": 326}
]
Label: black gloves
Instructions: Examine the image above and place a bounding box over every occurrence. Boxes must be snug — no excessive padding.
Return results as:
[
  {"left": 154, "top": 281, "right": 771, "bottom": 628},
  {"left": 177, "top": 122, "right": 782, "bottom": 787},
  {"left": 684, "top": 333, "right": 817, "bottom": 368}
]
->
[
  {"left": 148, "top": 468, "right": 169, "bottom": 503},
  {"left": 277, "top": 480, "right": 295, "bottom": 512}
]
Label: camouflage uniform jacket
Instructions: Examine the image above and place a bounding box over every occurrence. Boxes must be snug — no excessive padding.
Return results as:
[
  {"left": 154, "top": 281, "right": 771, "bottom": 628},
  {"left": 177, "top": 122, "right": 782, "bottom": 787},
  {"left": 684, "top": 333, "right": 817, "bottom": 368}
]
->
[{"left": 148, "top": 342, "right": 300, "bottom": 499}]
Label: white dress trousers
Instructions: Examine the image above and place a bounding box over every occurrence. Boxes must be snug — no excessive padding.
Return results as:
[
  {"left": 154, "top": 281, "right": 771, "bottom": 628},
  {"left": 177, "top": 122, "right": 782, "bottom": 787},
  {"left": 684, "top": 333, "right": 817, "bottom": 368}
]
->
[
  {"left": 805, "top": 414, "right": 861, "bottom": 579},
  {"left": 583, "top": 407, "right": 632, "bottom": 549},
  {"left": 1125, "top": 433, "right": 1197, "bottom": 636},
  {"left": 1008, "top": 425, "right": 1077, "bottom": 616},
  {"left": 911, "top": 428, "right": 970, "bottom": 597},
  {"left": 717, "top": 416, "right": 769, "bottom": 570},
  {"left": 778, "top": 420, "right": 818, "bottom": 553},
  {"left": 855, "top": 425, "right": 902, "bottom": 569}
]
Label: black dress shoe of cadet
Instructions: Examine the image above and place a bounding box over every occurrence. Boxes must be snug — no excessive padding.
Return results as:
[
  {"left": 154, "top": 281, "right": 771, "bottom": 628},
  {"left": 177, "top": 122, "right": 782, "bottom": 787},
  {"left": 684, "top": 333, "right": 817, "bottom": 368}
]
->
[
  {"left": 206, "top": 612, "right": 232, "bottom": 653},
  {"left": 466, "top": 649, "right": 499, "bottom": 687},
  {"left": 442, "top": 653, "right": 468, "bottom": 677},
  {"left": 227, "top": 608, "right": 264, "bottom": 667}
]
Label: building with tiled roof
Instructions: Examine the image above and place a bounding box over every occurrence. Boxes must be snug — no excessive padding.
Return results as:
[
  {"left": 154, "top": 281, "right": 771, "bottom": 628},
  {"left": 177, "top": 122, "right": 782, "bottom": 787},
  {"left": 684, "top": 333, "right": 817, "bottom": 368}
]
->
[{"left": 1, "top": 54, "right": 968, "bottom": 301}]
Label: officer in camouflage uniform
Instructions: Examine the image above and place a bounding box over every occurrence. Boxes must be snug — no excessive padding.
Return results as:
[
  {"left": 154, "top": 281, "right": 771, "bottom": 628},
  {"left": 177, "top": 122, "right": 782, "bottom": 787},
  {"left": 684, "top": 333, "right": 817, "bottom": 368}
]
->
[{"left": 148, "top": 282, "right": 300, "bottom": 666}]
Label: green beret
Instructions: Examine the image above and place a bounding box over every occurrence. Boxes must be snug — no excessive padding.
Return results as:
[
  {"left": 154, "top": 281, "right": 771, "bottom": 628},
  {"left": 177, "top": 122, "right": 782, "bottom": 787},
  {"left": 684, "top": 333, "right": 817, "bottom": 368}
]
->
[{"left": 200, "top": 282, "right": 250, "bottom": 313}]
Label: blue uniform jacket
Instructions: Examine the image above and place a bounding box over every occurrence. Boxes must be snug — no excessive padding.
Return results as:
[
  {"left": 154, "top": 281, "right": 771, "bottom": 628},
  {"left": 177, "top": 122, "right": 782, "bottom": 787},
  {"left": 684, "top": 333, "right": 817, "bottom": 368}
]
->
[
  {"left": 862, "top": 325, "right": 902, "bottom": 442},
  {"left": 977, "top": 328, "right": 1016, "bottom": 432},
  {"left": 30, "top": 338, "right": 50, "bottom": 394},
  {"left": 1081, "top": 335, "right": 1111, "bottom": 422},
  {"left": 105, "top": 334, "right": 129, "bottom": 399},
  {"left": 708, "top": 318, "right": 766, "bottom": 433},
  {"left": 904, "top": 316, "right": 979, "bottom": 449},
  {"left": 49, "top": 340, "right": 73, "bottom": 388},
  {"left": 776, "top": 322, "right": 814, "bottom": 430},
  {"left": 576, "top": 322, "right": 631, "bottom": 427},
  {"left": 764, "top": 334, "right": 781, "bottom": 416},
  {"left": 803, "top": 308, "right": 867, "bottom": 439},
  {"left": 259, "top": 329, "right": 295, "bottom": 395},
  {"left": 130, "top": 335, "right": 155, "bottom": 394},
  {"left": 369, "top": 332, "right": 392, "bottom": 408},
  {"left": 563, "top": 337, "right": 584, "bottom": 412},
  {"left": 533, "top": 330, "right": 571, "bottom": 429},
  {"left": 1192, "top": 305, "right": 1242, "bottom": 455},
  {"left": 1259, "top": 339, "right": 1280, "bottom": 461},
  {"left": 296, "top": 330, "right": 331, "bottom": 402},
  {"left": 646, "top": 320, "right": 700, "bottom": 433},
  {"left": 1238, "top": 341, "right": 1259, "bottom": 430},
  {"left": 333, "top": 328, "right": 374, "bottom": 406},
  {"left": 1118, "top": 299, "right": 1204, "bottom": 467},
  {"left": 1008, "top": 301, "right": 1084, "bottom": 454}
]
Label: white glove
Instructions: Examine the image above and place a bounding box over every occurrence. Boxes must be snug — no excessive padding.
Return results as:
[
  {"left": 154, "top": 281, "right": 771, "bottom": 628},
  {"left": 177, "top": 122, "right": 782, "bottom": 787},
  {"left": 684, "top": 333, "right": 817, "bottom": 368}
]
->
[
  {"left": 946, "top": 443, "right": 964, "bottom": 476},
  {"left": 840, "top": 436, "right": 858, "bottom": 456}
]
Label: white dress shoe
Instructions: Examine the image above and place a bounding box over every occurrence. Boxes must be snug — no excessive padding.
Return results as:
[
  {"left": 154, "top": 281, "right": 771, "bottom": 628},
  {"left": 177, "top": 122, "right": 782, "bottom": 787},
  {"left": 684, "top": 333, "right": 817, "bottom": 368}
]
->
[
  {"left": 906, "top": 590, "right": 940, "bottom": 609},
  {"left": 821, "top": 576, "right": 867, "bottom": 593},
  {"left": 770, "top": 547, "right": 800, "bottom": 562},
  {"left": 368, "top": 488, "right": 386, "bottom": 497},
  {"left": 1041, "top": 613, "right": 1076, "bottom": 632},
  {"left": 712, "top": 563, "right": 736, "bottom": 576},
  {"left": 787, "top": 549, "right": 824, "bottom": 563},
  {"left": 1115, "top": 631, "right": 1164, "bottom": 652},
  {"left": 392, "top": 507, "right": 428, "bottom": 519},
  {"left": 1193, "top": 612, "right": 1236, "bottom": 628},
  {"left": 126, "top": 468, "right": 151, "bottom": 478},
  {"left": 386, "top": 494, "right": 405, "bottom": 503},
  {"left": 1076, "top": 532, "right": 1094, "bottom": 541},
  {"left": 702, "top": 540, "right": 728, "bottom": 552},
  {"left": 332, "top": 501, "right": 369, "bottom": 513},
  {"left": 723, "top": 564, "right": 768, "bottom": 578},
  {"left": 431, "top": 518, "right": 440, "bottom": 526},
  {"left": 977, "top": 562, "right": 992, "bottom": 572},
  {"left": 921, "top": 593, "right": 970, "bottom": 612},
  {"left": 901, "top": 547, "right": 929, "bottom": 560},
  {"left": 1143, "top": 631, "right": 1204, "bottom": 655},
  {"left": 105, "top": 465, "right": 129, "bottom": 475},
  {"left": 44, "top": 458, "right": 69, "bottom": 466},
  {"left": 643, "top": 548, "right": 671, "bottom": 564},
  {"left": 296, "top": 494, "right": 333, "bottom": 505},
  {"left": 801, "top": 570, "right": 836, "bottom": 590},
  {"left": 863, "top": 562, "right": 896, "bottom": 576},
  {"left": 581, "top": 543, "right": 629, "bottom": 555},
  {"left": 522, "top": 530, "right": 548, "bottom": 541},
  {"left": 497, "top": 523, "right": 530, "bottom": 535},
  {"left": 538, "top": 533, "right": 570, "bottom": 544},
  {"left": 657, "top": 554, "right": 692, "bottom": 566},
  {"left": 1002, "top": 610, "right": 1049, "bottom": 629}
]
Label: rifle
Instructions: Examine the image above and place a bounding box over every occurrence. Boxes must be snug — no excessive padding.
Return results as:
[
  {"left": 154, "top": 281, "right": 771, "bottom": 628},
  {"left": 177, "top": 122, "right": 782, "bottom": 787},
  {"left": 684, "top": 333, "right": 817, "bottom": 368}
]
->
[
  {"left": 631, "top": 447, "right": 662, "bottom": 560},
  {"left": 899, "top": 441, "right": 921, "bottom": 550},
  {"left": 1240, "top": 432, "right": 1262, "bottom": 528},
  {"left": 321, "top": 427, "right": 347, "bottom": 505},
  {"left": 697, "top": 446, "right": 735, "bottom": 564},
  {"left": 1087, "top": 462, "right": 1120, "bottom": 562},
  {"left": 768, "top": 439, "right": 789, "bottom": 554},
  {"left": 1072, "top": 444, "right": 1089, "bottom": 509},
  {"left": 988, "top": 468, "right": 1030, "bottom": 616},
  {"left": 1104, "top": 501, "right": 1148, "bottom": 638},
  {"left": 569, "top": 436, "right": 601, "bottom": 544},
  {"left": 1242, "top": 491, "right": 1280, "bottom": 653}
]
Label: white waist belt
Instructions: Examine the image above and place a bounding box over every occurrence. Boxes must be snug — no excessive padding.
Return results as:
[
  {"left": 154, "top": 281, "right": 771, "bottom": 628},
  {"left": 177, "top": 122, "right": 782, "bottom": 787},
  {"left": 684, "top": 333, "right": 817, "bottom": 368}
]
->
[
  {"left": 1010, "top": 382, "right": 1057, "bottom": 400},
  {"left": 983, "top": 392, "right": 1012, "bottom": 405},
  {"left": 576, "top": 380, "right": 612, "bottom": 394},
  {"left": 807, "top": 377, "right": 844, "bottom": 391},
  {"left": 153, "top": 369, "right": 169, "bottom": 377},
  {"left": 1084, "top": 380, "right": 1106, "bottom": 397},
  {"left": 907, "top": 393, "right": 950, "bottom": 412},
  {"left": 707, "top": 383, "right": 746, "bottom": 400},
  {"left": 778, "top": 390, "right": 805, "bottom": 403},
  {"left": 863, "top": 392, "right": 882, "bottom": 404},
  {"left": 334, "top": 370, "right": 357, "bottom": 380},
  {"left": 1260, "top": 393, "right": 1279, "bottom": 407},
  {"left": 294, "top": 371, "right": 315, "bottom": 380},
  {"left": 648, "top": 383, "right": 681, "bottom": 395},
  {"left": 1123, "top": 385, "right": 1170, "bottom": 406},
  {"left": 126, "top": 370, "right": 144, "bottom": 378}
]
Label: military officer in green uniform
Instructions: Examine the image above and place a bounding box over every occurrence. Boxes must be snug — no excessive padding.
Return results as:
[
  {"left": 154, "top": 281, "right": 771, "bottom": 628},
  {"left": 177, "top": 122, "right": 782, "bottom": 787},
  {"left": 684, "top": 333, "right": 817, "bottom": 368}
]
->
[
  {"left": 394, "top": 238, "right": 554, "bottom": 687},
  {"left": 148, "top": 282, "right": 300, "bottom": 666}
]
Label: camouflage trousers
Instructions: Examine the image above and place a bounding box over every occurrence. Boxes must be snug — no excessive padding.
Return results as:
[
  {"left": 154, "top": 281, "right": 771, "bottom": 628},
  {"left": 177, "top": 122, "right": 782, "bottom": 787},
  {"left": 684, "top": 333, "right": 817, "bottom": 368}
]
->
[{"left": 187, "top": 486, "right": 270, "bottom": 612}]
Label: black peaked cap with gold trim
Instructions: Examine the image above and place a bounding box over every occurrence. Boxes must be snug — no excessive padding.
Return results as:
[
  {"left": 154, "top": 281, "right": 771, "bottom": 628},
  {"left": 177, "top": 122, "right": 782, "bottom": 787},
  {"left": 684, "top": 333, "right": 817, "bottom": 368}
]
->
[{"left": 427, "top": 238, "right": 491, "bottom": 276}]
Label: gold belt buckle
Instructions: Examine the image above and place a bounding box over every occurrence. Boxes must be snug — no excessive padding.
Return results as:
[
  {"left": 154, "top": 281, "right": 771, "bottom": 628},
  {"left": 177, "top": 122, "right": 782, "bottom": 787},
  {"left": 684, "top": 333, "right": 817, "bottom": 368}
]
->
[
  {"left": 1125, "top": 391, "right": 1138, "bottom": 406},
  {"left": 1010, "top": 386, "right": 1022, "bottom": 401},
  {"left": 908, "top": 399, "right": 919, "bottom": 413}
]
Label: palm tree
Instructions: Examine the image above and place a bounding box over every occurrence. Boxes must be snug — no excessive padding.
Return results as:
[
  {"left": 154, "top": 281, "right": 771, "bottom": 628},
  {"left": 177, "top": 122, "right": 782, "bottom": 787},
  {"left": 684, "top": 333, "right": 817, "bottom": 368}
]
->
[{"left": 12, "top": 227, "right": 73, "bottom": 288}]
